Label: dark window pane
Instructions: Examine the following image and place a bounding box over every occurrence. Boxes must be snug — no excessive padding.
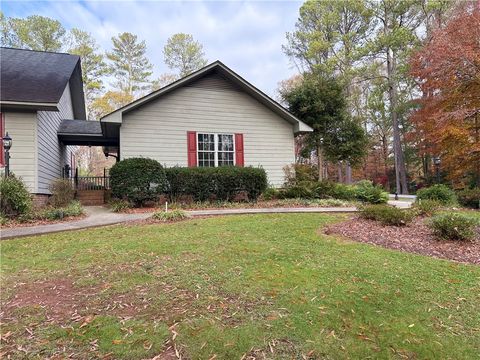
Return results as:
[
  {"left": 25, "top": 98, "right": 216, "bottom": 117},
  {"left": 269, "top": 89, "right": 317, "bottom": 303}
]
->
[
  {"left": 218, "top": 134, "right": 234, "bottom": 151},
  {"left": 218, "top": 151, "right": 234, "bottom": 166}
]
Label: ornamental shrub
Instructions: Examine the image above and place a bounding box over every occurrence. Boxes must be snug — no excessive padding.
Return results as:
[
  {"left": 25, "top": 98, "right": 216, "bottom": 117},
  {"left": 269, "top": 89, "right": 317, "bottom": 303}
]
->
[
  {"left": 360, "top": 204, "right": 415, "bottom": 226},
  {"left": 330, "top": 183, "right": 357, "bottom": 201},
  {"left": 49, "top": 179, "right": 75, "bottom": 207},
  {"left": 354, "top": 180, "right": 389, "bottom": 204},
  {"left": 152, "top": 209, "right": 189, "bottom": 222},
  {"left": 0, "top": 175, "right": 32, "bottom": 218},
  {"left": 456, "top": 188, "right": 480, "bottom": 209},
  {"left": 110, "top": 158, "right": 168, "bottom": 206},
  {"left": 165, "top": 166, "right": 267, "bottom": 202},
  {"left": 416, "top": 184, "right": 457, "bottom": 205},
  {"left": 412, "top": 199, "right": 443, "bottom": 216},
  {"left": 39, "top": 200, "right": 83, "bottom": 220},
  {"left": 429, "top": 213, "right": 478, "bottom": 241},
  {"left": 109, "top": 199, "right": 132, "bottom": 212}
]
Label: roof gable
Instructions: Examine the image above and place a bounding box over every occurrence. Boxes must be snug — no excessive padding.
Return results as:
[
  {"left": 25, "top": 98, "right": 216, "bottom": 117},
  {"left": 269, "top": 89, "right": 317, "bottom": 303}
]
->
[
  {"left": 0, "top": 47, "right": 86, "bottom": 119},
  {"left": 101, "top": 61, "right": 312, "bottom": 133}
]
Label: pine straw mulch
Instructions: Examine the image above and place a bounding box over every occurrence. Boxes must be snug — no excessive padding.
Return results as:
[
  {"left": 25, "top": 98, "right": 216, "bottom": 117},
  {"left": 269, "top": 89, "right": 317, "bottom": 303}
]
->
[{"left": 325, "top": 216, "right": 480, "bottom": 265}]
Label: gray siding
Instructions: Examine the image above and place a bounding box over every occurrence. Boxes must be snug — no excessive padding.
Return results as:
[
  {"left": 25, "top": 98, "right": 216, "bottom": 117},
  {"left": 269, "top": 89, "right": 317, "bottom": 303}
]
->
[
  {"left": 37, "top": 84, "right": 74, "bottom": 194},
  {"left": 3, "top": 112, "right": 37, "bottom": 192},
  {"left": 120, "top": 73, "right": 295, "bottom": 186}
]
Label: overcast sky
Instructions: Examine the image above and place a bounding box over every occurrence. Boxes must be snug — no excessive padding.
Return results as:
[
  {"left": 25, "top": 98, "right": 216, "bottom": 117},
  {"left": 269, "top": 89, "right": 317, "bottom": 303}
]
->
[{"left": 2, "top": 0, "right": 303, "bottom": 96}]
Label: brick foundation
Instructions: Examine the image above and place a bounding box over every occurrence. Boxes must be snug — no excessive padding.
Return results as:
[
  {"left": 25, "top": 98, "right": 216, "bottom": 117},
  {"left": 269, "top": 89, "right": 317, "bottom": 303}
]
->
[{"left": 32, "top": 194, "right": 50, "bottom": 209}]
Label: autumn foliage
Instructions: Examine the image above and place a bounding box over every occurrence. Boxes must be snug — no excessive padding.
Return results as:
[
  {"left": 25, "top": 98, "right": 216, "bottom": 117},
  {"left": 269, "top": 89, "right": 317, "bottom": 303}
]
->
[{"left": 409, "top": 4, "right": 480, "bottom": 186}]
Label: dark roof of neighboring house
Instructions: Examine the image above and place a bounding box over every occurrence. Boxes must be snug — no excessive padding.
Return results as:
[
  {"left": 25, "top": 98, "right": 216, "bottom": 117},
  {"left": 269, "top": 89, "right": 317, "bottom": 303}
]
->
[
  {"left": 0, "top": 47, "right": 86, "bottom": 119},
  {"left": 101, "top": 60, "right": 313, "bottom": 133},
  {"left": 58, "top": 119, "right": 102, "bottom": 135}
]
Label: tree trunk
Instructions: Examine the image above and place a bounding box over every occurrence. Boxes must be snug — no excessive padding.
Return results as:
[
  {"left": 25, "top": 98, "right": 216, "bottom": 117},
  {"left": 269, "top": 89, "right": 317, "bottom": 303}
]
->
[
  {"left": 345, "top": 162, "right": 352, "bottom": 184},
  {"left": 337, "top": 163, "right": 343, "bottom": 183},
  {"left": 387, "top": 48, "right": 409, "bottom": 194},
  {"left": 317, "top": 144, "right": 323, "bottom": 181}
]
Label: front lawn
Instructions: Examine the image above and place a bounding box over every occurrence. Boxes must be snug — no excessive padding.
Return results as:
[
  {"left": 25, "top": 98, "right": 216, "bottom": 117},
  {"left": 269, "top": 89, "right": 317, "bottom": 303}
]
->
[{"left": 1, "top": 214, "right": 479, "bottom": 359}]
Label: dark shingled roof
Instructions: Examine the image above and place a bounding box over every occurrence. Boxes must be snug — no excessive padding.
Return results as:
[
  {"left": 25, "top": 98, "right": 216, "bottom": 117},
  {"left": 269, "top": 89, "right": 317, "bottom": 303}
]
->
[
  {"left": 1, "top": 47, "right": 87, "bottom": 119},
  {"left": 58, "top": 119, "right": 102, "bottom": 135},
  {"left": 1, "top": 47, "right": 81, "bottom": 104}
]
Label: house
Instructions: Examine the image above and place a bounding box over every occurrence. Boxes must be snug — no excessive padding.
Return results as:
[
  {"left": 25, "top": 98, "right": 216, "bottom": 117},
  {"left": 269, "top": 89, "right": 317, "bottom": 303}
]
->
[
  {"left": 1, "top": 48, "right": 312, "bottom": 204},
  {"left": 99, "top": 61, "right": 312, "bottom": 186},
  {"left": 0, "top": 47, "right": 86, "bottom": 205}
]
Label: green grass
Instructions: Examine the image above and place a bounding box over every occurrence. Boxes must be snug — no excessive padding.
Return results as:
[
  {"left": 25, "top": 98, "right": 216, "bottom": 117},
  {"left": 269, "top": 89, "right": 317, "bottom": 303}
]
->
[{"left": 1, "top": 214, "right": 479, "bottom": 359}]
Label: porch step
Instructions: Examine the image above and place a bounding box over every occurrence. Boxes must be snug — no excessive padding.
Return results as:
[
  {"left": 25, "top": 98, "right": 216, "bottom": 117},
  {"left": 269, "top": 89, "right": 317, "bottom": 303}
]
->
[{"left": 76, "top": 190, "right": 105, "bottom": 206}]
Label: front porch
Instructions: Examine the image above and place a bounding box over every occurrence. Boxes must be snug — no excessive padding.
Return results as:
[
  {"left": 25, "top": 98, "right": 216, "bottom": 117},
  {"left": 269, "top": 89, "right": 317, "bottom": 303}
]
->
[{"left": 58, "top": 119, "right": 120, "bottom": 205}]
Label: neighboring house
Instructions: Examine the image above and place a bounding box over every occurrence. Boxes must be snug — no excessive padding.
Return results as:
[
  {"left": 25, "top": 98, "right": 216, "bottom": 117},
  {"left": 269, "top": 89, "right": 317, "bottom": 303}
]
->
[
  {"left": 100, "top": 61, "right": 313, "bottom": 186},
  {"left": 0, "top": 47, "right": 86, "bottom": 204},
  {"left": 1, "top": 48, "right": 312, "bottom": 202}
]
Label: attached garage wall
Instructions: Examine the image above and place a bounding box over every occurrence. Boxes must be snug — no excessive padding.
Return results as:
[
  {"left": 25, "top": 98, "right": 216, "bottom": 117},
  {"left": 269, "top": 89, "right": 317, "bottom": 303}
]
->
[
  {"left": 37, "top": 84, "right": 74, "bottom": 194},
  {"left": 3, "top": 111, "right": 37, "bottom": 192},
  {"left": 120, "top": 73, "right": 294, "bottom": 186}
]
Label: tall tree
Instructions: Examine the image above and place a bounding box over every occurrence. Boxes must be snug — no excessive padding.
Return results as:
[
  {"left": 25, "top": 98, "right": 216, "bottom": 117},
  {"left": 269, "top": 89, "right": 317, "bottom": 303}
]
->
[
  {"left": 282, "top": 74, "right": 368, "bottom": 180},
  {"left": 365, "top": 0, "right": 425, "bottom": 194},
  {"left": 90, "top": 91, "right": 134, "bottom": 119},
  {"left": 68, "top": 29, "right": 109, "bottom": 120},
  {"left": 150, "top": 73, "right": 178, "bottom": 91},
  {"left": 163, "top": 33, "right": 208, "bottom": 77},
  {"left": 410, "top": 2, "right": 480, "bottom": 186},
  {"left": 0, "top": 14, "right": 65, "bottom": 51},
  {"left": 107, "top": 32, "right": 153, "bottom": 95}
]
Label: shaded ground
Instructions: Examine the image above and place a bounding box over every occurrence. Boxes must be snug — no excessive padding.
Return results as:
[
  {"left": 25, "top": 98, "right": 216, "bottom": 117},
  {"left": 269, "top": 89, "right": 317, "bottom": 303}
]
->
[
  {"left": 325, "top": 216, "right": 480, "bottom": 264},
  {"left": 1, "top": 214, "right": 479, "bottom": 359}
]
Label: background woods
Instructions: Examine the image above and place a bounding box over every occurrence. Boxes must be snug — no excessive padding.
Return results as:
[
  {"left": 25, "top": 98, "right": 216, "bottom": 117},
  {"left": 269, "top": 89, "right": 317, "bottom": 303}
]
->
[{"left": 1, "top": 0, "right": 478, "bottom": 191}]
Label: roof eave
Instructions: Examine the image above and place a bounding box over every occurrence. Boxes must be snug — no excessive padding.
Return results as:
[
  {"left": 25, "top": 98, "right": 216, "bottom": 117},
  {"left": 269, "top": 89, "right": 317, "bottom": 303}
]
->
[{"left": 0, "top": 100, "right": 58, "bottom": 112}]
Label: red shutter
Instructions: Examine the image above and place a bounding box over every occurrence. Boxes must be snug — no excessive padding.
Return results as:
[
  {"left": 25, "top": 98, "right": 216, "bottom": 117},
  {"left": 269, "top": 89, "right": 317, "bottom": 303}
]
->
[
  {"left": 0, "top": 113, "right": 4, "bottom": 167},
  {"left": 187, "top": 131, "right": 197, "bottom": 167},
  {"left": 235, "top": 133, "right": 244, "bottom": 167}
]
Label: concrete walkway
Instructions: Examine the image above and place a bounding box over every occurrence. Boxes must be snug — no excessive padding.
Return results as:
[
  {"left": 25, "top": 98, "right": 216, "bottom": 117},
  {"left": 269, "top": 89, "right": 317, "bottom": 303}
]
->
[
  {"left": 0, "top": 206, "right": 151, "bottom": 240},
  {"left": 1, "top": 200, "right": 411, "bottom": 240}
]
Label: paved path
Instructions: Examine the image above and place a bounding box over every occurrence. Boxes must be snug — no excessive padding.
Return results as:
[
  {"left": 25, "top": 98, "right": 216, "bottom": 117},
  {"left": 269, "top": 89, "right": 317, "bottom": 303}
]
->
[
  {"left": 0, "top": 206, "right": 151, "bottom": 240},
  {"left": 1, "top": 201, "right": 411, "bottom": 240}
]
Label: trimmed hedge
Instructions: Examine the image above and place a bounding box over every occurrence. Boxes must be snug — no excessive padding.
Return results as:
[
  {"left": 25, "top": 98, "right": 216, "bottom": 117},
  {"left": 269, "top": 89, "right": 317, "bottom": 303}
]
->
[
  {"left": 360, "top": 204, "right": 415, "bottom": 226},
  {"left": 110, "top": 158, "right": 168, "bottom": 206},
  {"left": 429, "top": 213, "right": 478, "bottom": 241},
  {"left": 165, "top": 166, "right": 268, "bottom": 202}
]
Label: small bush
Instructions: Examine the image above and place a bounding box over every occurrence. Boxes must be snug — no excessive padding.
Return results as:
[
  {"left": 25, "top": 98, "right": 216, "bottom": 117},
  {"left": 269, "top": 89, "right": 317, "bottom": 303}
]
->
[
  {"left": 279, "top": 181, "right": 315, "bottom": 199},
  {"left": 262, "top": 187, "right": 280, "bottom": 201},
  {"left": 360, "top": 204, "right": 415, "bottom": 226},
  {"left": 0, "top": 175, "right": 32, "bottom": 217},
  {"left": 165, "top": 166, "right": 268, "bottom": 202},
  {"left": 429, "top": 213, "right": 478, "bottom": 241},
  {"left": 110, "top": 158, "right": 168, "bottom": 206},
  {"left": 283, "top": 163, "right": 318, "bottom": 186},
  {"left": 417, "top": 184, "right": 457, "bottom": 205},
  {"left": 331, "top": 183, "right": 357, "bottom": 201},
  {"left": 49, "top": 179, "right": 75, "bottom": 207},
  {"left": 39, "top": 201, "right": 83, "bottom": 220},
  {"left": 456, "top": 188, "right": 480, "bottom": 209},
  {"left": 109, "top": 199, "right": 132, "bottom": 212},
  {"left": 354, "top": 180, "right": 389, "bottom": 204},
  {"left": 152, "top": 209, "right": 189, "bottom": 222},
  {"left": 413, "top": 199, "right": 443, "bottom": 216}
]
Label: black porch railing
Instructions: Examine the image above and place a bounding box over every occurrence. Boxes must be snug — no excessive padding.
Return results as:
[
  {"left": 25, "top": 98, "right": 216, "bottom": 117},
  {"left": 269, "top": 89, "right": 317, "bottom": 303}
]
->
[{"left": 66, "top": 168, "right": 110, "bottom": 190}]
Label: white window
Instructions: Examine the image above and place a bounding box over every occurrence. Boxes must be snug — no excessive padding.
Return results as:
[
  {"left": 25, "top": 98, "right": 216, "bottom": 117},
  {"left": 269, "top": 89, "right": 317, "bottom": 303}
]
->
[{"left": 197, "top": 133, "right": 235, "bottom": 167}]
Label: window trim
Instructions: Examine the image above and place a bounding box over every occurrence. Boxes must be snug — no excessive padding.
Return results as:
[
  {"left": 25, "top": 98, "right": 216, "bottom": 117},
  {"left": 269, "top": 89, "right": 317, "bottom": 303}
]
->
[{"left": 197, "top": 132, "right": 236, "bottom": 167}]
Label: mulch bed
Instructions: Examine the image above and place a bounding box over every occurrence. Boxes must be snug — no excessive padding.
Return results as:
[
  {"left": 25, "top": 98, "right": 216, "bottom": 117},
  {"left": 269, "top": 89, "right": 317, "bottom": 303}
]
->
[
  {"left": 325, "top": 216, "right": 480, "bottom": 265},
  {"left": 1, "top": 214, "right": 86, "bottom": 229}
]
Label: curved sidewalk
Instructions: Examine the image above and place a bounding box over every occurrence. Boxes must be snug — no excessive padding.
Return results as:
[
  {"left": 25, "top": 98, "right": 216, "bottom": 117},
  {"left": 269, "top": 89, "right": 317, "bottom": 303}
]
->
[{"left": 1, "top": 206, "right": 357, "bottom": 240}]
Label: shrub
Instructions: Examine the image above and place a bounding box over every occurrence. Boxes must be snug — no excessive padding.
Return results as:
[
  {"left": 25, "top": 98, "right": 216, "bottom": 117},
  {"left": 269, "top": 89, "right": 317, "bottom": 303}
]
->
[
  {"left": 278, "top": 181, "right": 315, "bottom": 199},
  {"left": 49, "top": 179, "right": 75, "bottom": 207},
  {"left": 262, "top": 187, "right": 280, "bottom": 201},
  {"left": 0, "top": 175, "right": 32, "bottom": 218},
  {"left": 360, "top": 204, "right": 415, "bottom": 226},
  {"left": 416, "top": 184, "right": 457, "bottom": 205},
  {"left": 39, "top": 201, "right": 83, "bottom": 220},
  {"left": 429, "top": 213, "right": 478, "bottom": 241},
  {"left": 283, "top": 163, "right": 318, "bottom": 186},
  {"left": 152, "top": 209, "right": 189, "bottom": 222},
  {"left": 413, "top": 199, "right": 443, "bottom": 216},
  {"left": 456, "top": 188, "right": 480, "bottom": 209},
  {"left": 165, "top": 166, "right": 267, "bottom": 202},
  {"left": 331, "top": 183, "right": 357, "bottom": 201},
  {"left": 109, "top": 199, "right": 132, "bottom": 212},
  {"left": 110, "top": 158, "right": 168, "bottom": 206},
  {"left": 354, "top": 180, "right": 389, "bottom": 204},
  {"left": 311, "top": 180, "right": 337, "bottom": 199}
]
